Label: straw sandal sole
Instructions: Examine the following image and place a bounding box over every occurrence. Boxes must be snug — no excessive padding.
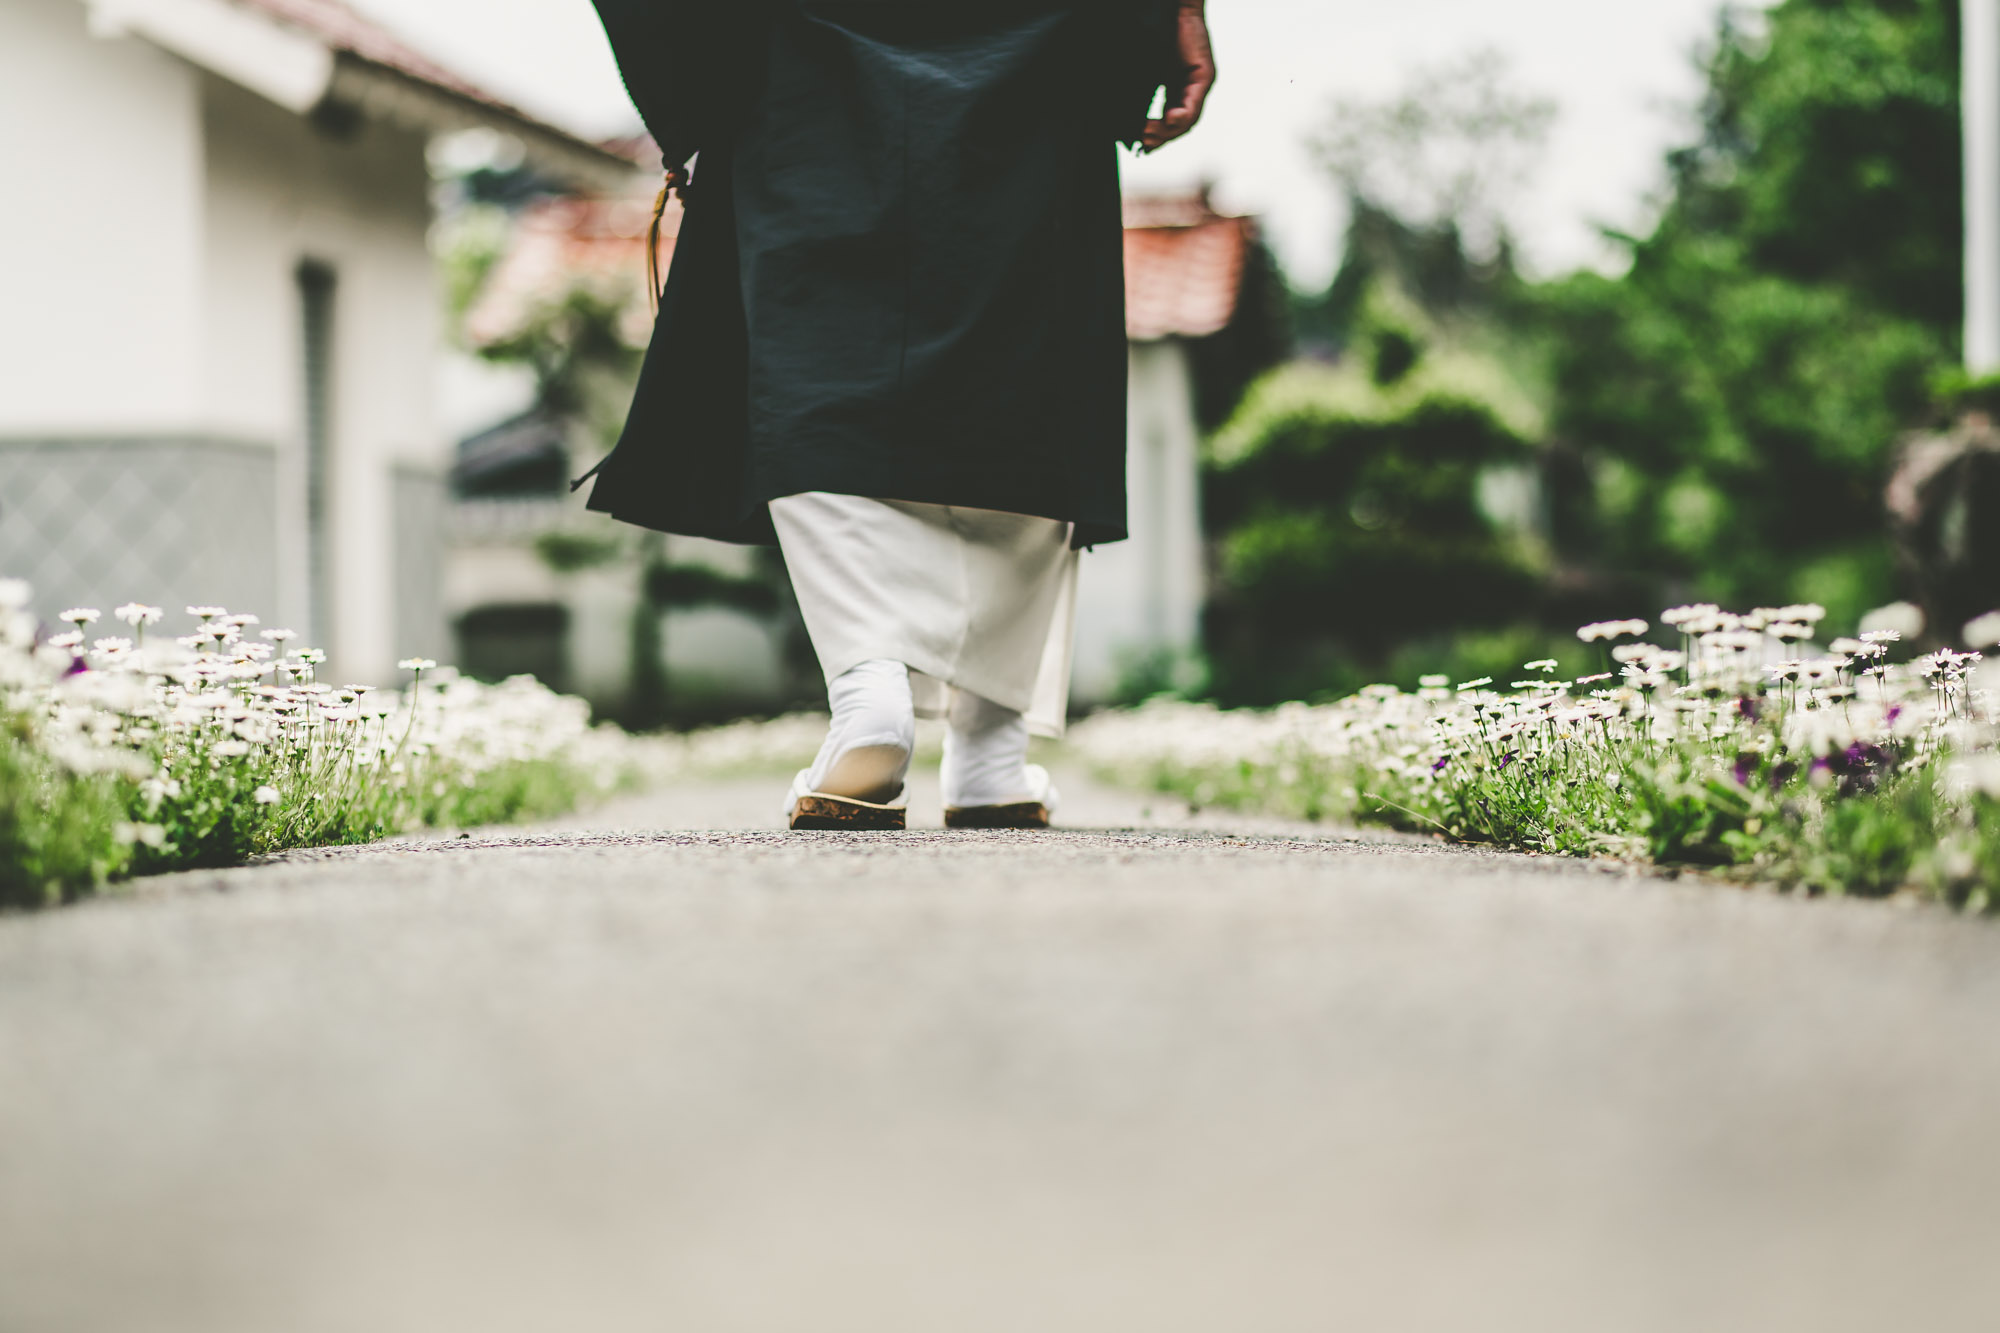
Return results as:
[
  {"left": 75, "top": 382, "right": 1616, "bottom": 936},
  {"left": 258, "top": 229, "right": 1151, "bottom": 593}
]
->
[
  {"left": 943, "top": 802, "right": 1051, "bottom": 830},
  {"left": 789, "top": 793, "right": 909, "bottom": 831}
]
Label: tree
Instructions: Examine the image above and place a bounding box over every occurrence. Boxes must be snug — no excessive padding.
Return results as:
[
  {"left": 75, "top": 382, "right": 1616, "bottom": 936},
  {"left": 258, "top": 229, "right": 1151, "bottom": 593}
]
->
[
  {"left": 1202, "top": 55, "right": 1560, "bottom": 703},
  {"left": 1295, "top": 52, "right": 1552, "bottom": 357},
  {"left": 1310, "top": 49, "right": 1556, "bottom": 264},
  {"left": 1526, "top": 0, "right": 1961, "bottom": 626},
  {"left": 1209, "top": 2, "right": 1964, "bottom": 703}
]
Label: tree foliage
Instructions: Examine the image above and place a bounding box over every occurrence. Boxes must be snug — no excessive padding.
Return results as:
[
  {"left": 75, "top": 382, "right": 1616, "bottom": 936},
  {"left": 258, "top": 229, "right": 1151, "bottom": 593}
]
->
[
  {"left": 1204, "top": 279, "right": 1550, "bottom": 702},
  {"left": 1311, "top": 49, "right": 1556, "bottom": 261},
  {"left": 1526, "top": 0, "right": 1960, "bottom": 625},
  {"left": 1212, "top": 0, "right": 1965, "bottom": 705}
]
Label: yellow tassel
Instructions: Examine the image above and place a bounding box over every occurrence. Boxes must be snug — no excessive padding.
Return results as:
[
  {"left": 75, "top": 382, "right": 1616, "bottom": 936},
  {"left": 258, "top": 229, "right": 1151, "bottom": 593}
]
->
[
  {"left": 646, "top": 165, "right": 691, "bottom": 315},
  {"left": 647, "top": 182, "right": 671, "bottom": 314}
]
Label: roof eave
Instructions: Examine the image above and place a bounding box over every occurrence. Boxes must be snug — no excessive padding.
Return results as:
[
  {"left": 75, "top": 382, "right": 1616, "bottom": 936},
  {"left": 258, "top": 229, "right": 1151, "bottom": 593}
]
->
[
  {"left": 327, "top": 56, "right": 639, "bottom": 193},
  {"left": 87, "top": 0, "right": 335, "bottom": 114},
  {"left": 86, "top": 0, "right": 638, "bottom": 193}
]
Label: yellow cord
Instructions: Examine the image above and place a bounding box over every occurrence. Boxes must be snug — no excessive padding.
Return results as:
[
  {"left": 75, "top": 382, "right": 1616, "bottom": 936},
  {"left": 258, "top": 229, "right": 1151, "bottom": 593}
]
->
[{"left": 647, "top": 166, "right": 691, "bottom": 313}]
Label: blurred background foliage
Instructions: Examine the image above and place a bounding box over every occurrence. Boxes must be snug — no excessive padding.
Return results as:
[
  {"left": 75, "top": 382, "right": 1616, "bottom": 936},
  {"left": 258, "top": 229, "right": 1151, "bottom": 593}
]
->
[
  {"left": 1203, "top": 279, "right": 1554, "bottom": 702},
  {"left": 1200, "top": 0, "right": 1966, "bottom": 706},
  {"left": 437, "top": 0, "right": 1976, "bottom": 717}
]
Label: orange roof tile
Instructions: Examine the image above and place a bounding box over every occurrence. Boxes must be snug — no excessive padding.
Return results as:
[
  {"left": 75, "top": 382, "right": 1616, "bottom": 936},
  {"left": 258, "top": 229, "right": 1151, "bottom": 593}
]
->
[{"left": 1123, "top": 192, "right": 1253, "bottom": 341}]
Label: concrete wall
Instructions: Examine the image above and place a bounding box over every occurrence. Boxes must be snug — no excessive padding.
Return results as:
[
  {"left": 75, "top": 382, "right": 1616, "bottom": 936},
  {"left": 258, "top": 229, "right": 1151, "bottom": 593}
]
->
[
  {"left": 0, "top": 438, "right": 280, "bottom": 626},
  {"left": 391, "top": 466, "right": 451, "bottom": 665},
  {"left": 1072, "top": 339, "right": 1206, "bottom": 703},
  {"left": 445, "top": 501, "right": 641, "bottom": 706},
  {"left": 444, "top": 511, "right": 801, "bottom": 718}
]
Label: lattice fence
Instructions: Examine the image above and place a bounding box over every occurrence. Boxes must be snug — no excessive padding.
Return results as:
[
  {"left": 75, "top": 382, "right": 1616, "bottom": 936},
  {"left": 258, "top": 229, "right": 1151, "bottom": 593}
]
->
[{"left": 0, "top": 439, "right": 280, "bottom": 627}]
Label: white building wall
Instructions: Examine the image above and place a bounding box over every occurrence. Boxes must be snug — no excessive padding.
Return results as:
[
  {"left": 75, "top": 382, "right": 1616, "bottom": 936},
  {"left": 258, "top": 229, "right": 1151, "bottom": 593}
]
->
[
  {"left": 0, "top": 0, "right": 205, "bottom": 433},
  {"left": 199, "top": 75, "right": 444, "bottom": 682},
  {"left": 1072, "top": 339, "right": 1206, "bottom": 704},
  {"left": 0, "top": 1, "right": 446, "bottom": 681}
]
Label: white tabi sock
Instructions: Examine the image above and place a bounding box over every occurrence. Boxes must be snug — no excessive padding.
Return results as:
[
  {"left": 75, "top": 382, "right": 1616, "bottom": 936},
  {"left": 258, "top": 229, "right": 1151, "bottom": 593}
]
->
[
  {"left": 941, "top": 688, "right": 1034, "bottom": 808},
  {"left": 806, "top": 659, "right": 915, "bottom": 804}
]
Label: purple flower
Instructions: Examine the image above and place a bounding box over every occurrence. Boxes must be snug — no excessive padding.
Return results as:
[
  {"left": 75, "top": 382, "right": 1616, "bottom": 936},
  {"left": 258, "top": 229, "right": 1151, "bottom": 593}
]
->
[
  {"left": 1431, "top": 756, "right": 1451, "bottom": 774},
  {"left": 1736, "top": 695, "right": 1761, "bottom": 722},
  {"left": 1839, "top": 742, "right": 1888, "bottom": 772}
]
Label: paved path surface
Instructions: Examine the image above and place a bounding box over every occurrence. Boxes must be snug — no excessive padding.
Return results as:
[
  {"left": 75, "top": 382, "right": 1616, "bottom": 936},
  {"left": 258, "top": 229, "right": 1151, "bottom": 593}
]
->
[{"left": 5, "top": 766, "right": 2000, "bottom": 1332}]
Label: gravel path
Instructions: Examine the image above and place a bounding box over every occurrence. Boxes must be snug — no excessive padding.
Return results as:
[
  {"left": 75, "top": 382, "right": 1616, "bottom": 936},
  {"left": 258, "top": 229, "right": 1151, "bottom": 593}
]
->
[{"left": 5, "top": 767, "right": 1999, "bottom": 1332}]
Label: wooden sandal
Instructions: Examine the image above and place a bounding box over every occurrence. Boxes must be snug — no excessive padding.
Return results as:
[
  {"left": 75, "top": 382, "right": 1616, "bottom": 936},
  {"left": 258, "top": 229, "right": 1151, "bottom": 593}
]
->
[
  {"left": 942, "top": 764, "right": 1058, "bottom": 830},
  {"left": 785, "top": 765, "right": 908, "bottom": 831},
  {"left": 943, "top": 801, "right": 1050, "bottom": 830},
  {"left": 790, "top": 791, "right": 909, "bottom": 831}
]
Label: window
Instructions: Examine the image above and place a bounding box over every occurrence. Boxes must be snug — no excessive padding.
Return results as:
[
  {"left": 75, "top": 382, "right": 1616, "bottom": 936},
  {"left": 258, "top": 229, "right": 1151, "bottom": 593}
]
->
[{"left": 297, "top": 259, "right": 337, "bottom": 653}]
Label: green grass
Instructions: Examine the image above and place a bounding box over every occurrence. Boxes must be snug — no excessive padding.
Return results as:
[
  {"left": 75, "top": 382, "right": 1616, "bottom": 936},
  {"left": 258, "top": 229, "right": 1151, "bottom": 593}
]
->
[
  {"left": 0, "top": 701, "right": 637, "bottom": 911},
  {"left": 0, "top": 590, "right": 655, "bottom": 911},
  {"left": 1074, "top": 608, "right": 1999, "bottom": 905}
]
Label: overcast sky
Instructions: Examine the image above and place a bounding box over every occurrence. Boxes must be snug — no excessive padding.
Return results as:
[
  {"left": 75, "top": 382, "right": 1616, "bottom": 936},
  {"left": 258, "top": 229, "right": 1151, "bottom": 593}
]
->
[{"left": 352, "top": 0, "right": 1739, "bottom": 289}]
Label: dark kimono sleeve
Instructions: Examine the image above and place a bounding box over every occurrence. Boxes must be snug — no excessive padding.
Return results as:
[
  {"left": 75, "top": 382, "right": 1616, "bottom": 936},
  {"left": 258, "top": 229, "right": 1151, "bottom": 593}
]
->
[
  {"left": 587, "top": 1, "right": 768, "bottom": 166},
  {"left": 592, "top": 0, "right": 1182, "bottom": 163}
]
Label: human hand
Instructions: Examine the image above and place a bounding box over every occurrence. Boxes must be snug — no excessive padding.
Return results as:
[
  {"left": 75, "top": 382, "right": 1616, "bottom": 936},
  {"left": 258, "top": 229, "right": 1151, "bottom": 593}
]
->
[{"left": 1141, "top": 2, "right": 1215, "bottom": 152}]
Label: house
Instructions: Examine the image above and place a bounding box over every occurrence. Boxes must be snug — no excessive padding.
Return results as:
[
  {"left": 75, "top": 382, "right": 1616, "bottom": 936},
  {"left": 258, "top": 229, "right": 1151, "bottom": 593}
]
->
[
  {"left": 0, "top": 0, "right": 635, "bottom": 681},
  {"left": 449, "top": 183, "right": 1272, "bottom": 718},
  {"left": 1078, "top": 190, "right": 1265, "bottom": 701}
]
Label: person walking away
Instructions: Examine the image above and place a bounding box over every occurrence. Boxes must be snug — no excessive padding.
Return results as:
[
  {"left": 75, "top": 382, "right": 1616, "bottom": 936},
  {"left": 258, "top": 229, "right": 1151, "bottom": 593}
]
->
[{"left": 582, "top": 0, "right": 1217, "bottom": 829}]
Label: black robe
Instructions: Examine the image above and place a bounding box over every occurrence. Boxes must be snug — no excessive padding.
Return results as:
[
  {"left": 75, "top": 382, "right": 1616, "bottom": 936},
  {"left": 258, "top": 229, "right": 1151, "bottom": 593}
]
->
[{"left": 582, "top": 0, "right": 1181, "bottom": 549}]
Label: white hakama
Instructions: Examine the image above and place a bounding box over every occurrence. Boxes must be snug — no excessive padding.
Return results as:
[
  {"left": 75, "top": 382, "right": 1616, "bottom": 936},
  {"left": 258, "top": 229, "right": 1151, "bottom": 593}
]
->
[{"left": 769, "top": 493, "right": 1081, "bottom": 737}]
